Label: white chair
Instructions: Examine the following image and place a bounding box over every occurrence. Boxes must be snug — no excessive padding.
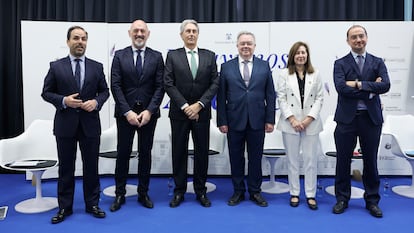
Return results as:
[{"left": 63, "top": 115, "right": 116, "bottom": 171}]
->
[
  {"left": 99, "top": 124, "right": 138, "bottom": 197},
  {"left": 319, "top": 116, "right": 364, "bottom": 199},
  {"left": 0, "top": 120, "right": 58, "bottom": 213},
  {"left": 261, "top": 129, "right": 289, "bottom": 194},
  {"left": 383, "top": 114, "right": 414, "bottom": 198},
  {"left": 186, "top": 121, "right": 226, "bottom": 193}
]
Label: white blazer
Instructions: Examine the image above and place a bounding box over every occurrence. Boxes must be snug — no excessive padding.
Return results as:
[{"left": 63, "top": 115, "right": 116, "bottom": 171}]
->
[{"left": 276, "top": 68, "right": 324, "bottom": 135}]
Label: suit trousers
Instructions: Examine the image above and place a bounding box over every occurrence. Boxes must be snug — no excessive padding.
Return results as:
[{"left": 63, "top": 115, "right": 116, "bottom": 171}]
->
[
  {"left": 114, "top": 116, "right": 157, "bottom": 196},
  {"left": 227, "top": 124, "right": 265, "bottom": 194},
  {"left": 170, "top": 119, "right": 210, "bottom": 195},
  {"left": 334, "top": 111, "right": 381, "bottom": 206},
  {"left": 282, "top": 132, "right": 319, "bottom": 198},
  {"left": 56, "top": 125, "right": 101, "bottom": 210}
]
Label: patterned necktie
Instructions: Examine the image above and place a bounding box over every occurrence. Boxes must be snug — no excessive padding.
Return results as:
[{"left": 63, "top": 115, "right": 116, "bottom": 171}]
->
[
  {"left": 189, "top": 50, "right": 197, "bottom": 79},
  {"left": 136, "top": 49, "right": 143, "bottom": 78},
  {"left": 357, "top": 55, "right": 364, "bottom": 73},
  {"left": 242, "top": 60, "right": 250, "bottom": 86},
  {"left": 74, "top": 58, "right": 81, "bottom": 90}
]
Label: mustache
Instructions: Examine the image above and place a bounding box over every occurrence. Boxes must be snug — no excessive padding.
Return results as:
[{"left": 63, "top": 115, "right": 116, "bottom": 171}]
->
[{"left": 135, "top": 35, "right": 145, "bottom": 40}]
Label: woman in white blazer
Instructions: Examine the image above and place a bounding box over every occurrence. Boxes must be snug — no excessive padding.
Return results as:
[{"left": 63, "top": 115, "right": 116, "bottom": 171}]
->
[{"left": 276, "top": 41, "right": 324, "bottom": 210}]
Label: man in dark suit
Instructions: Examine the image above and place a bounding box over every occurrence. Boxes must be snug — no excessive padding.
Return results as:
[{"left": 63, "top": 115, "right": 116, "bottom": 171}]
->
[
  {"left": 332, "top": 25, "right": 390, "bottom": 218},
  {"left": 110, "top": 19, "right": 164, "bottom": 212},
  {"left": 41, "top": 26, "right": 109, "bottom": 224},
  {"left": 164, "top": 19, "right": 219, "bottom": 208},
  {"left": 217, "top": 31, "right": 276, "bottom": 207}
]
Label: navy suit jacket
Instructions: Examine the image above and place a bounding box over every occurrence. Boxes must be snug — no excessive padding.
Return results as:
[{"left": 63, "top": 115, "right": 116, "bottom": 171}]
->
[
  {"left": 333, "top": 52, "right": 390, "bottom": 125},
  {"left": 41, "top": 56, "right": 109, "bottom": 137},
  {"left": 217, "top": 57, "right": 276, "bottom": 131},
  {"left": 164, "top": 47, "right": 219, "bottom": 122},
  {"left": 111, "top": 46, "right": 164, "bottom": 118}
]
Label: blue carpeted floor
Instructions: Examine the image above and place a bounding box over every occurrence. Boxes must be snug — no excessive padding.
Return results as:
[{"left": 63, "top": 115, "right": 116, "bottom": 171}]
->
[{"left": 1, "top": 174, "right": 414, "bottom": 233}]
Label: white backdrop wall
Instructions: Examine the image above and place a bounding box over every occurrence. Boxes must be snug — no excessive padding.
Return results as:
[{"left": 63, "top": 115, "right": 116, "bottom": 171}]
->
[{"left": 21, "top": 21, "right": 414, "bottom": 178}]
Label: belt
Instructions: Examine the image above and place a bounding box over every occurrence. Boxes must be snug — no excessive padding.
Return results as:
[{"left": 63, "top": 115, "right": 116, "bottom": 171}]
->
[
  {"left": 355, "top": 110, "right": 368, "bottom": 115},
  {"left": 132, "top": 101, "right": 144, "bottom": 114}
]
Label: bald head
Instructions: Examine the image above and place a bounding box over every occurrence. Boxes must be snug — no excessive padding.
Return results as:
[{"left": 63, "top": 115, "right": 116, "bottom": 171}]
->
[{"left": 128, "top": 19, "right": 150, "bottom": 49}]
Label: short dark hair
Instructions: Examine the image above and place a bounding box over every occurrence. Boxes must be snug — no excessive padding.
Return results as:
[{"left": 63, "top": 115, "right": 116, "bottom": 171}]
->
[
  {"left": 67, "top": 26, "right": 88, "bottom": 40},
  {"left": 346, "top": 25, "right": 367, "bottom": 38}
]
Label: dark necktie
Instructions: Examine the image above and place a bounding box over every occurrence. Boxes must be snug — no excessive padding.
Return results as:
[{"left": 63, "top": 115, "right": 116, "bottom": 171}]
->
[
  {"left": 357, "top": 55, "right": 364, "bottom": 73},
  {"left": 136, "top": 49, "right": 143, "bottom": 78},
  {"left": 74, "top": 58, "right": 81, "bottom": 90},
  {"left": 242, "top": 60, "right": 250, "bottom": 86}
]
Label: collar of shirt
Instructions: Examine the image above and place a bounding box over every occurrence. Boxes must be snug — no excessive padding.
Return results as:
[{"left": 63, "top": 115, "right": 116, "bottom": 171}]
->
[
  {"left": 69, "top": 55, "right": 85, "bottom": 63},
  {"left": 69, "top": 55, "right": 85, "bottom": 77},
  {"left": 132, "top": 46, "right": 146, "bottom": 54},
  {"left": 184, "top": 47, "right": 198, "bottom": 54},
  {"left": 238, "top": 56, "right": 253, "bottom": 78},
  {"left": 238, "top": 56, "right": 253, "bottom": 65},
  {"left": 185, "top": 47, "right": 199, "bottom": 67},
  {"left": 351, "top": 51, "right": 366, "bottom": 61}
]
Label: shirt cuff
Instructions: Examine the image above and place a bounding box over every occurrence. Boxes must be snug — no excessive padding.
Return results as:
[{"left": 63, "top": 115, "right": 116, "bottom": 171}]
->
[
  {"left": 197, "top": 101, "right": 205, "bottom": 108},
  {"left": 181, "top": 103, "right": 189, "bottom": 110}
]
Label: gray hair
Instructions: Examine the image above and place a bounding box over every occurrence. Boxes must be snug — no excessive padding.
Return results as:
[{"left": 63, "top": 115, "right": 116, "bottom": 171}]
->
[
  {"left": 237, "top": 31, "right": 256, "bottom": 44},
  {"left": 180, "top": 19, "right": 199, "bottom": 34}
]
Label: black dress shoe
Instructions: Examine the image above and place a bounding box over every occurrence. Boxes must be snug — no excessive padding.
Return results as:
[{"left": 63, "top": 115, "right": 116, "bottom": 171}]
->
[
  {"left": 366, "top": 204, "right": 383, "bottom": 218},
  {"left": 138, "top": 194, "right": 154, "bottom": 209},
  {"left": 51, "top": 209, "right": 73, "bottom": 224},
  {"left": 290, "top": 195, "right": 300, "bottom": 207},
  {"left": 86, "top": 206, "right": 106, "bottom": 218},
  {"left": 227, "top": 192, "right": 245, "bottom": 206},
  {"left": 249, "top": 193, "right": 268, "bottom": 207},
  {"left": 332, "top": 201, "right": 348, "bottom": 214},
  {"left": 169, "top": 193, "right": 184, "bottom": 208},
  {"left": 110, "top": 196, "right": 125, "bottom": 212},
  {"left": 196, "top": 194, "right": 211, "bottom": 207},
  {"left": 306, "top": 197, "right": 318, "bottom": 210}
]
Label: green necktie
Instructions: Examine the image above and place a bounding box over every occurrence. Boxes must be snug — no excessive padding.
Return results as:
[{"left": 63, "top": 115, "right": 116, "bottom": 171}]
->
[{"left": 189, "top": 50, "right": 197, "bottom": 78}]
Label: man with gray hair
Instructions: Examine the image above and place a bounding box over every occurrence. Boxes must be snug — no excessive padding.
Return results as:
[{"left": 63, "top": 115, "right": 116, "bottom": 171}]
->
[
  {"left": 217, "top": 31, "right": 276, "bottom": 207},
  {"left": 164, "top": 19, "right": 219, "bottom": 208}
]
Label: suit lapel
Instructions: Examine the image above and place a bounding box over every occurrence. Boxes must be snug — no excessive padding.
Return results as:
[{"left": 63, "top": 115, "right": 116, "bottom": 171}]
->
[
  {"left": 361, "top": 53, "right": 372, "bottom": 80},
  {"left": 65, "top": 56, "right": 79, "bottom": 91},
  {"left": 288, "top": 72, "right": 301, "bottom": 103},
  {"left": 303, "top": 72, "right": 314, "bottom": 104},
  {"left": 178, "top": 48, "right": 193, "bottom": 80},
  {"left": 232, "top": 58, "right": 245, "bottom": 87},
  {"left": 346, "top": 53, "right": 362, "bottom": 76},
  {"left": 141, "top": 48, "right": 151, "bottom": 81}
]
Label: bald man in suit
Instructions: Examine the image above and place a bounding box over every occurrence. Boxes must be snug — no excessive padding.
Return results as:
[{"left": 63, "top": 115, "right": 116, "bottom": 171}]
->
[{"left": 110, "top": 19, "right": 165, "bottom": 212}]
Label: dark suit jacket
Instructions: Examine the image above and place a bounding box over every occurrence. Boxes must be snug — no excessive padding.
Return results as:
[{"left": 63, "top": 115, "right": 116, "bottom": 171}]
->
[
  {"left": 41, "top": 56, "right": 109, "bottom": 137},
  {"left": 111, "top": 46, "right": 164, "bottom": 118},
  {"left": 333, "top": 52, "right": 390, "bottom": 125},
  {"left": 217, "top": 57, "right": 276, "bottom": 131},
  {"left": 164, "top": 47, "right": 219, "bottom": 122}
]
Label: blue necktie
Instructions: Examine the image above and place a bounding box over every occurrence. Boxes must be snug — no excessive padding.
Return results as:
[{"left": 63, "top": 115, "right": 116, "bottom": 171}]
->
[
  {"left": 74, "top": 59, "right": 81, "bottom": 90},
  {"left": 136, "top": 49, "right": 143, "bottom": 78},
  {"left": 357, "top": 55, "right": 364, "bottom": 73}
]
